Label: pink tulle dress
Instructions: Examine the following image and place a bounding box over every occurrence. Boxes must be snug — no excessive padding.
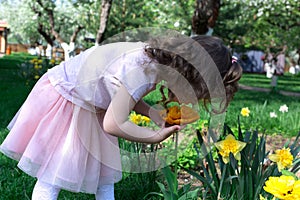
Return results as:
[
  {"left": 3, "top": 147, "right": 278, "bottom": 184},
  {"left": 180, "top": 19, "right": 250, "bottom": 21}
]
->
[{"left": 0, "top": 42, "right": 157, "bottom": 194}]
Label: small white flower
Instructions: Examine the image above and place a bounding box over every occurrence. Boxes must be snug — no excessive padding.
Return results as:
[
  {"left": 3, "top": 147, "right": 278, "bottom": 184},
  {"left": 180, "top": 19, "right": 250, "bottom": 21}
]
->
[
  {"left": 174, "top": 21, "right": 180, "bottom": 27},
  {"left": 270, "top": 112, "right": 277, "bottom": 118},
  {"left": 279, "top": 104, "right": 288, "bottom": 113}
]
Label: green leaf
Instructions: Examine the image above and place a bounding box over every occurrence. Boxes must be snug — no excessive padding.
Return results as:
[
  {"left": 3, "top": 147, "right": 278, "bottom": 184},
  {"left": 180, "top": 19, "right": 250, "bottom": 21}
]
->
[
  {"left": 184, "top": 168, "right": 218, "bottom": 198},
  {"left": 178, "top": 188, "right": 200, "bottom": 200},
  {"left": 143, "top": 192, "right": 164, "bottom": 199},
  {"left": 162, "top": 166, "right": 178, "bottom": 195},
  {"left": 218, "top": 165, "right": 227, "bottom": 198},
  {"left": 178, "top": 183, "right": 191, "bottom": 196},
  {"left": 281, "top": 170, "right": 298, "bottom": 180},
  {"left": 156, "top": 181, "right": 172, "bottom": 199}
]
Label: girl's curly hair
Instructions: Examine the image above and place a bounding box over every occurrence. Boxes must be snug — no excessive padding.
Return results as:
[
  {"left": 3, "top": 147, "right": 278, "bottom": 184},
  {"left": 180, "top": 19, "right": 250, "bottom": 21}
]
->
[{"left": 144, "top": 35, "right": 242, "bottom": 113}]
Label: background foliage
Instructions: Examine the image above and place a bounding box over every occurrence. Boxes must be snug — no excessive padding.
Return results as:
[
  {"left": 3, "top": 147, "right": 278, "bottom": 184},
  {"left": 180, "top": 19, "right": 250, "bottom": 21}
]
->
[{"left": 0, "top": 0, "right": 299, "bottom": 52}]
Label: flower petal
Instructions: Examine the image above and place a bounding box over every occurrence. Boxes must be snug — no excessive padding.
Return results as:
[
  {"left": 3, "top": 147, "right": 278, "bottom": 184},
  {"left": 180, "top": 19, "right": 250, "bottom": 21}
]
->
[
  {"left": 234, "top": 152, "right": 241, "bottom": 161},
  {"left": 222, "top": 156, "right": 230, "bottom": 164}
]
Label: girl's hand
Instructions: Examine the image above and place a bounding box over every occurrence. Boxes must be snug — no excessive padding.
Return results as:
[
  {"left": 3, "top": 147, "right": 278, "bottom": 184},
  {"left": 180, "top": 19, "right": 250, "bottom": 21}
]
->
[
  {"left": 148, "top": 105, "right": 166, "bottom": 127},
  {"left": 154, "top": 124, "right": 182, "bottom": 143}
]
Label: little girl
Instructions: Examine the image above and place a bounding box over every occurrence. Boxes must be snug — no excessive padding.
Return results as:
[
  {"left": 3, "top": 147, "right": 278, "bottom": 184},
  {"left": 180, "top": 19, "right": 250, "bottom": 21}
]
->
[{"left": 0, "top": 33, "right": 242, "bottom": 199}]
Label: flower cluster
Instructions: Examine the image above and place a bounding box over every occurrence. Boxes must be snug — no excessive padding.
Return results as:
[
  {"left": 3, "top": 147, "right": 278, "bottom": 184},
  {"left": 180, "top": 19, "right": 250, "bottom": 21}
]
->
[
  {"left": 269, "top": 104, "right": 289, "bottom": 118},
  {"left": 261, "top": 146, "right": 298, "bottom": 199},
  {"left": 129, "top": 112, "right": 151, "bottom": 126},
  {"left": 19, "top": 57, "right": 59, "bottom": 85},
  {"left": 29, "top": 58, "right": 43, "bottom": 79}
]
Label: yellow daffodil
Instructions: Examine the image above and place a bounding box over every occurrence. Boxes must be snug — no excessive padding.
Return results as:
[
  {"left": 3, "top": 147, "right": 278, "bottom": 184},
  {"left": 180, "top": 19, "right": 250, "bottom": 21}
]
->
[
  {"left": 50, "top": 59, "right": 56, "bottom": 65},
  {"left": 141, "top": 116, "right": 151, "bottom": 125},
  {"left": 129, "top": 112, "right": 142, "bottom": 125},
  {"left": 264, "top": 175, "right": 300, "bottom": 200},
  {"left": 129, "top": 112, "right": 151, "bottom": 126},
  {"left": 34, "top": 64, "right": 42, "bottom": 70},
  {"left": 241, "top": 107, "right": 250, "bottom": 117},
  {"left": 215, "top": 134, "right": 246, "bottom": 164},
  {"left": 269, "top": 147, "right": 294, "bottom": 172},
  {"left": 30, "top": 58, "right": 38, "bottom": 64}
]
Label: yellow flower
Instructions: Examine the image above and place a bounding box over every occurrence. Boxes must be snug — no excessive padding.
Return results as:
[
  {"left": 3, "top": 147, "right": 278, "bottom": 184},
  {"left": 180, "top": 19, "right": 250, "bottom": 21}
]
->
[
  {"left": 160, "top": 105, "right": 199, "bottom": 125},
  {"left": 34, "top": 64, "right": 42, "bottom": 70},
  {"left": 141, "top": 116, "right": 151, "bottom": 125},
  {"left": 241, "top": 107, "right": 250, "bottom": 117},
  {"left": 50, "top": 59, "right": 56, "bottom": 65},
  {"left": 129, "top": 112, "right": 142, "bottom": 125},
  {"left": 215, "top": 134, "right": 246, "bottom": 164},
  {"left": 269, "top": 147, "right": 293, "bottom": 172},
  {"left": 129, "top": 112, "right": 151, "bottom": 126},
  {"left": 264, "top": 175, "right": 300, "bottom": 200},
  {"left": 30, "top": 58, "right": 38, "bottom": 64},
  {"left": 34, "top": 75, "right": 40, "bottom": 79}
]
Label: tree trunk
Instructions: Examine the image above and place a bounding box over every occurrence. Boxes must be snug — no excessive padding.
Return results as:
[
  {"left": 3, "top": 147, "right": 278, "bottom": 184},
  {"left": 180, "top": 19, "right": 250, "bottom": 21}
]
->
[
  {"left": 30, "top": 0, "right": 83, "bottom": 60},
  {"left": 191, "top": 0, "right": 220, "bottom": 36},
  {"left": 95, "top": 0, "right": 113, "bottom": 45}
]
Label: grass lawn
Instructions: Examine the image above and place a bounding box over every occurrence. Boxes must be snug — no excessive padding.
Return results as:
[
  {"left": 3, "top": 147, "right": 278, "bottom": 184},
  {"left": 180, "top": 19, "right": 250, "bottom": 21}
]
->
[
  {"left": 0, "top": 54, "right": 299, "bottom": 199},
  {"left": 239, "top": 72, "right": 300, "bottom": 93}
]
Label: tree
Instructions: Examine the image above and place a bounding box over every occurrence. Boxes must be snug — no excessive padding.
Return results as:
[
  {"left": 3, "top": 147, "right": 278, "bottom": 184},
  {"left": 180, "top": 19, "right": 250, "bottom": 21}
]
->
[
  {"left": 28, "top": 0, "right": 84, "bottom": 60},
  {"left": 104, "top": 0, "right": 194, "bottom": 39},
  {"left": 96, "top": 0, "right": 113, "bottom": 44},
  {"left": 214, "top": 0, "right": 300, "bottom": 52},
  {"left": 0, "top": 0, "right": 41, "bottom": 45}
]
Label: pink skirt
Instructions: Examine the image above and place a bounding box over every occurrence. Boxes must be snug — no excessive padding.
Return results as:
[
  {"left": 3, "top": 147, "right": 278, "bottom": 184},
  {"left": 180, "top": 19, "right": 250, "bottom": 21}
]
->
[{"left": 0, "top": 74, "right": 122, "bottom": 194}]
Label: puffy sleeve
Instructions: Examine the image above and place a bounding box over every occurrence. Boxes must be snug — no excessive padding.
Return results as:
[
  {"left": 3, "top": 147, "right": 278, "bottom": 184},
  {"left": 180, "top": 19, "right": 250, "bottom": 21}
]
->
[{"left": 117, "top": 51, "right": 158, "bottom": 102}]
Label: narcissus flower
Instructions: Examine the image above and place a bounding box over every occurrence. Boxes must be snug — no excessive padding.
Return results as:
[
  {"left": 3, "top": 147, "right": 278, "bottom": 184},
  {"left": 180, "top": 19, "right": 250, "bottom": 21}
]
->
[
  {"left": 269, "top": 147, "right": 294, "bottom": 172},
  {"left": 264, "top": 175, "right": 300, "bottom": 199},
  {"left": 30, "top": 58, "right": 38, "bottom": 64},
  {"left": 241, "top": 107, "right": 250, "bottom": 117},
  {"left": 215, "top": 134, "right": 246, "bottom": 164},
  {"left": 141, "top": 116, "right": 151, "bottom": 124},
  {"left": 279, "top": 104, "right": 289, "bottom": 113},
  {"left": 161, "top": 105, "right": 199, "bottom": 125},
  {"left": 129, "top": 112, "right": 150, "bottom": 126},
  {"left": 50, "top": 59, "right": 56, "bottom": 65},
  {"left": 270, "top": 111, "right": 277, "bottom": 118}
]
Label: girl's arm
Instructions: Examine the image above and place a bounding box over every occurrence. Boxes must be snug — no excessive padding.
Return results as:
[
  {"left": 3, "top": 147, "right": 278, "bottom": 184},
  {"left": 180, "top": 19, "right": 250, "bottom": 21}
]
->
[
  {"left": 103, "top": 85, "right": 180, "bottom": 144},
  {"left": 133, "top": 99, "right": 165, "bottom": 127}
]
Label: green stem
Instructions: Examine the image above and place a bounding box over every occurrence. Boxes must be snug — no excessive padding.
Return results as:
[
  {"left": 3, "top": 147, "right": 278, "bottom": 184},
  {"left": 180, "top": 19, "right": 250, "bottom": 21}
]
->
[{"left": 174, "top": 131, "right": 179, "bottom": 184}]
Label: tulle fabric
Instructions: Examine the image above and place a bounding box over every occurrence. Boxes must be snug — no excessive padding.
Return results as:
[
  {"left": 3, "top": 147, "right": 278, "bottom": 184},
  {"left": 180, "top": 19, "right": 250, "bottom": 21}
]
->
[{"left": 0, "top": 74, "right": 122, "bottom": 194}]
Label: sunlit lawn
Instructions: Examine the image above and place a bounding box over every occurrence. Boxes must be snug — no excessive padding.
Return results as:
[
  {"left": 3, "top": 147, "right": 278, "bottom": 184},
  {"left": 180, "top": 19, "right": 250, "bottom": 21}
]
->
[{"left": 239, "top": 72, "right": 300, "bottom": 93}]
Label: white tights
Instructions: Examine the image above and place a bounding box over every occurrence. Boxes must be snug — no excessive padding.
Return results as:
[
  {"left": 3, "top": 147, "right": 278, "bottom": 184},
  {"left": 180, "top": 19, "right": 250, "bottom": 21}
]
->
[
  {"left": 32, "top": 180, "right": 60, "bottom": 200},
  {"left": 31, "top": 180, "right": 115, "bottom": 200},
  {"left": 96, "top": 184, "right": 115, "bottom": 200}
]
